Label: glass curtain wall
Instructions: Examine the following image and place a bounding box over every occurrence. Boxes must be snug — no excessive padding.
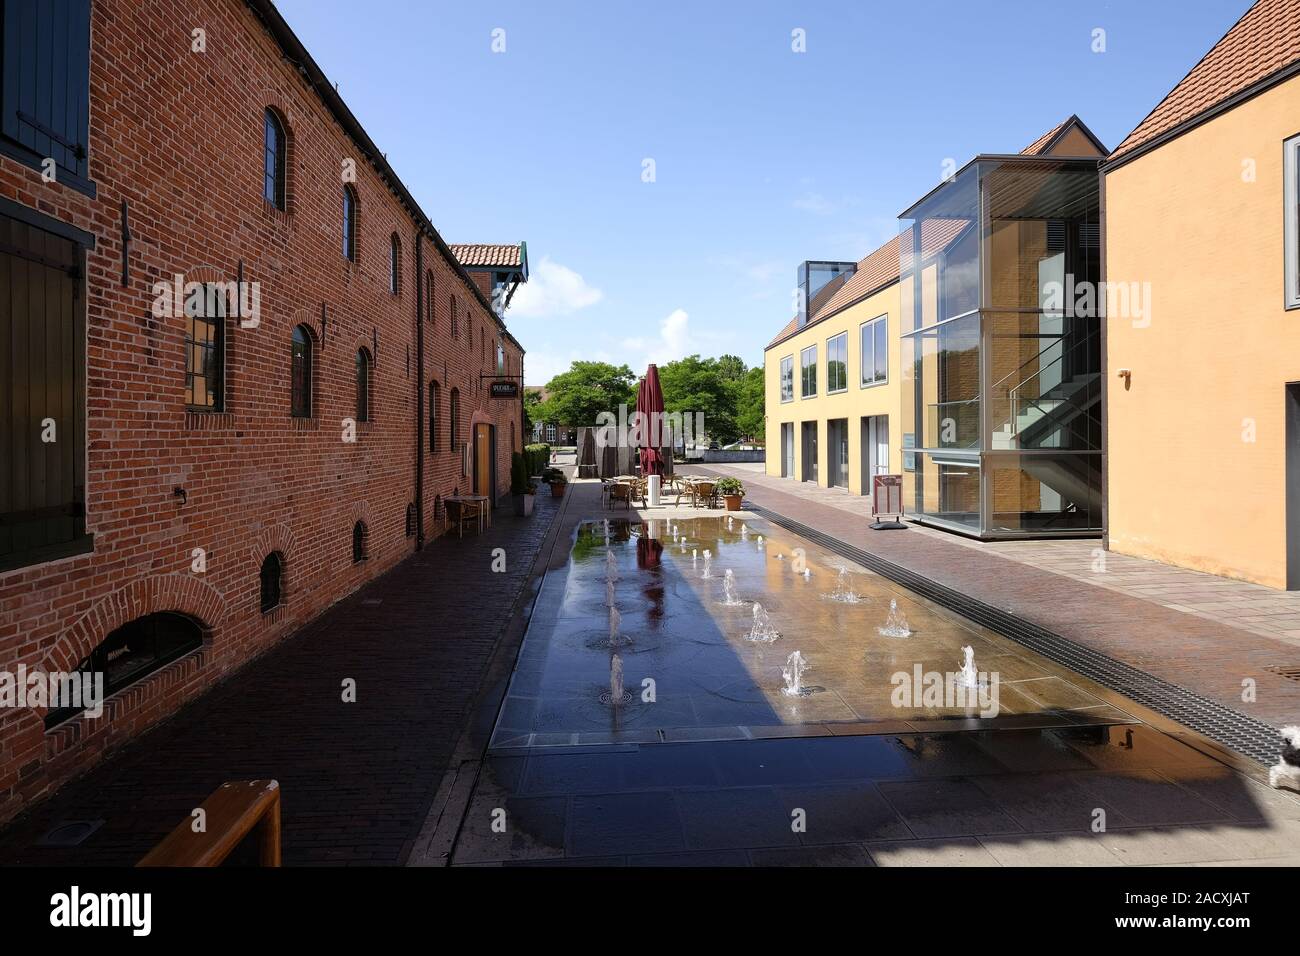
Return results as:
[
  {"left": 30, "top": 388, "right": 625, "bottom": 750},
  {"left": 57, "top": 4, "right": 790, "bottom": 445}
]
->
[{"left": 900, "top": 158, "right": 1103, "bottom": 537}]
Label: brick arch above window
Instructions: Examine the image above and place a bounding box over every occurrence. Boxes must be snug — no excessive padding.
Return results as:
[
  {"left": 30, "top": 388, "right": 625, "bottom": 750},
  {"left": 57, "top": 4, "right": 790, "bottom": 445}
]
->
[
  {"left": 43, "top": 573, "right": 225, "bottom": 678},
  {"left": 250, "top": 523, "right": 298, "bottom": 612},
  {"left": 348, "top": 500, "right": 377, "bottom": 562},
  {"left": 262, "top": 105, "right": 292, "bottom": 212}
]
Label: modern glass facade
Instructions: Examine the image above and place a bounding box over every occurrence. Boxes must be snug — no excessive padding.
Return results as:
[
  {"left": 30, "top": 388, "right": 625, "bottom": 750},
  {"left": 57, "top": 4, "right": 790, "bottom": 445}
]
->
[{"left": 899, "top": 157, "right": 1102, "bottom": 537}]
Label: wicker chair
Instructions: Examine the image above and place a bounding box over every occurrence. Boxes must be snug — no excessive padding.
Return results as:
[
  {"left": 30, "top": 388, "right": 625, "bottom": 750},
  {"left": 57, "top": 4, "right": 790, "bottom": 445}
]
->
[
  {"left": 448, "top": 500, "right": 482, "bottom": 538},
  {"left": 608, "top": 482, "right": 633, "bottom": 510},
  {"left": 691, "top": 480, "right": 717, "bottom": 509}
]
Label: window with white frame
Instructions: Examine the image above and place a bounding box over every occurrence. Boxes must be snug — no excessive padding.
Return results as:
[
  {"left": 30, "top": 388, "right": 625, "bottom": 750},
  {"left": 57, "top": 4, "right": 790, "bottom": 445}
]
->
[
  {"left": 1286, "top": 134, "right": 1300, "bottom": 309},
  {"left": 780, "top": 355, "right": 794, "bottom": 402},
  {"left": 827, "top": 332, "right": 848, "bottom": 393},
  {"left": 860, "top": 314, "right": 888, "bottom": 387},
  {"left": 800, "top": 345, "right": 817, "bottom": 398}
]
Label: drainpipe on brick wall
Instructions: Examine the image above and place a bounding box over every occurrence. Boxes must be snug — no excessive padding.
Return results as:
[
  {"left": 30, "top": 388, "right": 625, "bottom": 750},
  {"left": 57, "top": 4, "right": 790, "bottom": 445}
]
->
[{"left": 415, "top": 231, "right": 425, "bottom": 550}]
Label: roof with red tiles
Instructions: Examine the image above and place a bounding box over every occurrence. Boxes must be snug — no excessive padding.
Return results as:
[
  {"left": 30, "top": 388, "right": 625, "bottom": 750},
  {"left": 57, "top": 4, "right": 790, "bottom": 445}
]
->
[
  {"left": 766, "top": 237, "right": 903, "bottom": 350},
  {"left": 1020, "top": 115, "right": 1108, "bottom": 157},
  {"left": 1109, "top": 0, "right": 1300, "bottom": 162},
  {"left": 450, "top": 243, "right": 524, "bottom": 268},
  {"left": 1022, "top": 119, "right": 1070, "bottom": 155}
]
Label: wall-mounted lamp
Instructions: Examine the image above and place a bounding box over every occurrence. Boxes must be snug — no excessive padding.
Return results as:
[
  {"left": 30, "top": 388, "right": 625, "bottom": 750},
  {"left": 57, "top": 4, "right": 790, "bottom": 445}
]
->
[
  {"left": 1116, "top": 368, "right": 1132, "bottom": 390},
  {"left": 173, "top": 486, "right": 187, "bottom": 506}
]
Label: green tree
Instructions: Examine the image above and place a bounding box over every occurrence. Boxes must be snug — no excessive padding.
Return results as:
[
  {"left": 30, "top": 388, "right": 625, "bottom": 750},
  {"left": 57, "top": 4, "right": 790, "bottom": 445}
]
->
[
  {"left": 522, "top": 387, "right": 543, "bottom": 435},
  {"left": 715, "top": 353, "right": 747, "bottom": 384},
  {"left": 534, "top": 361, "right": 636, "bottom": 427},
  {"left": 735, "top": 366, "right": 765, "bottom": 443},
  {"left": 658, "top": 354, "right": 740, "bottom": 445}
]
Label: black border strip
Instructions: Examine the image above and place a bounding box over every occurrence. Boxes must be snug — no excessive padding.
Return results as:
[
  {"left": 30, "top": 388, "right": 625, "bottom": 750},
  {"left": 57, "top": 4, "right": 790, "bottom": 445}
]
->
[
  {"left": 0, "top": 197, "right": 96, "bottom": 248},
  {"left": 748, "top": 503, "right": 1281, "bottom": 765}
]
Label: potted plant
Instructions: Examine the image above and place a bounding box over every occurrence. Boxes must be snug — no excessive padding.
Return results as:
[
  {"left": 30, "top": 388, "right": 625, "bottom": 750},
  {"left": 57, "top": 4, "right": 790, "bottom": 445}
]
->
[
  {"left": 716, "top": 476, "right": 744, "bottom": 511},
  {"left": 511, "top": 452, "right": 534, "bottom": 517},
  {"left": 550, "top": 471, "right": 568, "bottom": 498}
]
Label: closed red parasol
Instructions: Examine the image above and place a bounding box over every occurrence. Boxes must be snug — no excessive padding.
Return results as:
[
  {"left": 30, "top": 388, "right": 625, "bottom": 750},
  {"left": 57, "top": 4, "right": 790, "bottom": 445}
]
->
[{"left": 636, "top": 364, "right": 665, "bottom": 477}]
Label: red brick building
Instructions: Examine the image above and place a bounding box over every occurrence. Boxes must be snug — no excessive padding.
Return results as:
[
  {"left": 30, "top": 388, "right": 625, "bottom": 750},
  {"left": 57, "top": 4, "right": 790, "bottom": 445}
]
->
[{"left": 0, "top": 0, "right": 527, "bottom": 824}]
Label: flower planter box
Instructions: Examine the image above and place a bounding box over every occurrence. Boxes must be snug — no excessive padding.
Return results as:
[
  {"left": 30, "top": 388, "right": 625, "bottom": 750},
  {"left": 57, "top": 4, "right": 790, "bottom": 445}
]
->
[
  {"left": 551, "top": 483, "right": 566, "bottom": 498},
  {"left": 514, "top": 493, "right": 535, "bottom": 517},
  {"left": 722, "top": 493, "right": 742, "bottom": 511}
]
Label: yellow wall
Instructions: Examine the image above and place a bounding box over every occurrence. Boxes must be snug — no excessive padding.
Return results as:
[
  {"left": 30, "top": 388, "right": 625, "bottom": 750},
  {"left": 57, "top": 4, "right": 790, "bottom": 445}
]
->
[
  {"left": 764, "top": 282, "right": 902, "bottom": 493},
  {"left": 1105, "top": 75, "right": 1300, "bottom": 588}
]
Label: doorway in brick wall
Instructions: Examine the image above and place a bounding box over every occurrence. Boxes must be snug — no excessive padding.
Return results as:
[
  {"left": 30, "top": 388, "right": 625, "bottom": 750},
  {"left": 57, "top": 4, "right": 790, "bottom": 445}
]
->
[{"left": 473, "top": 423, "right": 496, "bottom": 507}]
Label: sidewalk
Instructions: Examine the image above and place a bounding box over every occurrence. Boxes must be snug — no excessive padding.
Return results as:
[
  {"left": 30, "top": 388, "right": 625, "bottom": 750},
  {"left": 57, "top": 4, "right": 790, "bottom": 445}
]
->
[
  {"left": 700, "top": 467, "right": 1300, "bottom": 732},
  {"left": 0, "top": 494, "right": 564, "bottom": 866}
]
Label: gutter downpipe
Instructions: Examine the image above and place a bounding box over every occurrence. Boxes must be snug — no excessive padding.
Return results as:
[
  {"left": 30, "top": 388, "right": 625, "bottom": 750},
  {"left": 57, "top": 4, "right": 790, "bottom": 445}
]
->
[{"left": 415, "top": 231, "right": 426, "bottom": 551}]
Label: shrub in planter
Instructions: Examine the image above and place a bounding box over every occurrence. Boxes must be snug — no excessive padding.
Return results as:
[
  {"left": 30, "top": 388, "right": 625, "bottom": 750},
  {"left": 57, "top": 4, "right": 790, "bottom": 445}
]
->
[
  {"left": 549, "top": 472, "right": 568, "bottom": 498},
  {"left": 525, "top": 443, "right": 551, "bottom": 477},
  {"left": 541, "top": 466, "right": 563, "bottom": 484},
  {"left": 716, "top": 477, "right": 745, "bottom": 511},
  {"left": 511, "top": 452, "right": 534, "bottom": 517}
]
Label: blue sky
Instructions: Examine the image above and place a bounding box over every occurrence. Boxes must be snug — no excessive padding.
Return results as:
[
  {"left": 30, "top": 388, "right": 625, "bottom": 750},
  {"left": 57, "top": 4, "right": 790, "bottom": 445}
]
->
[{"left": 275, "top": 0, "right": 1251, "bottom": 384}]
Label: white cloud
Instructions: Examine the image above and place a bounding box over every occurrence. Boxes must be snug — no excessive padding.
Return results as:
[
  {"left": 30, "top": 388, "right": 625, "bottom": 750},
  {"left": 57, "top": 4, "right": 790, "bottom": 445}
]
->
[
  {"left": 509, "top": 256, "right": 603, "bottom": 318},
  {"left": 622, "top": 308, "right": 706, "bottom": 370}
]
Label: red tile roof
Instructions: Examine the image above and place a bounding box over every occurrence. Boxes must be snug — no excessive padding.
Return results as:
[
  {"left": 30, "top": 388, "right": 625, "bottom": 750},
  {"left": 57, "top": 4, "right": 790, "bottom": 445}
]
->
[
  {"left": 1110, "top": 0, "right": 1300, "bottom": 161},
  {"left": 1020, "top": 114, "right": 1108, "bottom": 157},
  {"left": 1021, "top": 119, "right": 1070, "bottom": 156},
  {"left": 767, "top": 237, "right": 902, "bottom": 349},
  {"left": 450, "top": 243, "right": 523, "bottom": 268}
]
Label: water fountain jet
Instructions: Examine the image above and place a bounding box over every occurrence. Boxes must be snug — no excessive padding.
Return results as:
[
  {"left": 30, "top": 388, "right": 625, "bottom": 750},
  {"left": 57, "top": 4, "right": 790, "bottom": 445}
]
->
[
  {"left": 781, "top": 651, "right": 809, "bottom": 696},
  {"left": 824, "top": 566, "right": 864, "bottom": 604},
  {"left": 878, "top": 599, "right": 912, "bottom": 638},
  {"left": 721, "top": 568, "right": 745, "bottom": 606},
  {"left": 747, "top": 603, "right": 781, "bottom": 643}
]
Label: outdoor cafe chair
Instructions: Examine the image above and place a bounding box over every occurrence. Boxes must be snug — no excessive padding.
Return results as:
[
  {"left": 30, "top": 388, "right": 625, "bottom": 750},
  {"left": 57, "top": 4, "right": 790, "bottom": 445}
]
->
[
  {"left": 448, "top": 499, "right": 483, "bottom": 538},
  {"left": 691, "top": 480, "right": 717, "bottom": 509},
  {"left": 608, "top": 482, "right": 633, "bottom": 510}
]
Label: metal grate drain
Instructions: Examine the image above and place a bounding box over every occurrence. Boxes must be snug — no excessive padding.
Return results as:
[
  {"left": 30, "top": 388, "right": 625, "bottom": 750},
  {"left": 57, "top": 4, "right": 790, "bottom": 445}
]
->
[
  {"left": 749, "top": 504, "right": 1284, "bottom": 765},
  {"left": 1265, "top": 665, "right": 1300, "bottom": 684}
]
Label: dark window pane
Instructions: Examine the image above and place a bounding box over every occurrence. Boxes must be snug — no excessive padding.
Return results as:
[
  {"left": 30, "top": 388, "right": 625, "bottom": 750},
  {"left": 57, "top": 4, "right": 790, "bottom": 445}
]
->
[
  {"left": 355, "top": 349, "right": 369, "bottom": 422},
  {"left": 260, "top": 553, "right": 281, "bottom": 612},
  {"left": 292, "top": 325, "right": 312, "bottom": 417}
]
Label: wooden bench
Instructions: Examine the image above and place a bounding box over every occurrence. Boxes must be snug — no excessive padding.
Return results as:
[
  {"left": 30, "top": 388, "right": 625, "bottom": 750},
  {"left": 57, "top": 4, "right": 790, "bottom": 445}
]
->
[{"left": 137, "top": 779, "right": 281, "bottom": 867}]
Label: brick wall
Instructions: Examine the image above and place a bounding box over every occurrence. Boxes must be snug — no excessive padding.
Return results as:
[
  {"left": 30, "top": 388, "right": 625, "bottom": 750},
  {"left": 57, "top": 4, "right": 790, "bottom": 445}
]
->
[{"left": 0, "top": 0, "right": 524, "bottom": 824}]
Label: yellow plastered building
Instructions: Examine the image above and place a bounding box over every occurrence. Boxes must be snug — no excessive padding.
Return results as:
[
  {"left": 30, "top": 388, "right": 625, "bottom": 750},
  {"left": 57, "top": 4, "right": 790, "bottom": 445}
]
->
[{"left": 1103, "top": 0, "right": 1300, "bottom": 588}]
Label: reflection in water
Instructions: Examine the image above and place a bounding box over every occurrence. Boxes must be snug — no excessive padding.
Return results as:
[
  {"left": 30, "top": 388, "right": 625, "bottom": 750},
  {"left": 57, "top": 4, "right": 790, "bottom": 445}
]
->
[{"left": 486, "top": 516, "right": 1140, "bottom": 749}]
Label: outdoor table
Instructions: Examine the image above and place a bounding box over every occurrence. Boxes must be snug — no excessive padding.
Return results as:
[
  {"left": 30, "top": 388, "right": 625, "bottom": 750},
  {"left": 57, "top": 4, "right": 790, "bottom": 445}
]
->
[{"left": 444, "top": 495, "right": 490, "bottom": 534}]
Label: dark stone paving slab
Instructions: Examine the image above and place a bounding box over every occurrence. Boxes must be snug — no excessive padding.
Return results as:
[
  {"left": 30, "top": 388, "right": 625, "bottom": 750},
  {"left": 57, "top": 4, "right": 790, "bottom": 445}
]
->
[
  {"left": 448, "top": 726, "right": 1300, "bottom": 866},
  {"left": 0, "top": 495, "right": 563, "bottom": 866}
]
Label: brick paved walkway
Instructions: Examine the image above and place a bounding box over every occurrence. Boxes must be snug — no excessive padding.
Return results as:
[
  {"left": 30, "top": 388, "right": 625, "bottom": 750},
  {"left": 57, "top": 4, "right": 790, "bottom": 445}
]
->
[
  {"left": 699, "top": 467, "right": 1300, "bottom": 732},
  {"left": 0, "top": 494, "right": 564, "bottom": 866}
]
